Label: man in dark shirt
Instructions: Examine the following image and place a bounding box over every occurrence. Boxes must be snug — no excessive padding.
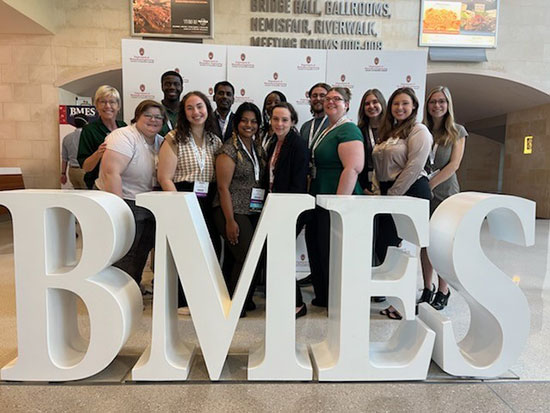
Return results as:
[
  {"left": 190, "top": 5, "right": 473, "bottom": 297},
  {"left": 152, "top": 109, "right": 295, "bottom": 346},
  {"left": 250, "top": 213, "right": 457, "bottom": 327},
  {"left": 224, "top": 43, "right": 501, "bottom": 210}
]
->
[
  {"left": 299, "top": 82, "right": 331, "bottom": 148},
  {"left": 159, "top": 70, "right": 183, "bottom": 136},
  {"left": 212, "top": 81, "right": 235, "bottom": 141}
]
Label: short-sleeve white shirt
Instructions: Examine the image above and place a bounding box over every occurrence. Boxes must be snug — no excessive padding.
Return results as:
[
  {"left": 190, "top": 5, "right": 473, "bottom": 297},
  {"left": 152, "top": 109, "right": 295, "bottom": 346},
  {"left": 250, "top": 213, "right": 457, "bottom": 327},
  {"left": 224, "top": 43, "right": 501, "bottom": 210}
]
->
[{"left": 96, "top": 124, "right": 163, "bottom": 200}]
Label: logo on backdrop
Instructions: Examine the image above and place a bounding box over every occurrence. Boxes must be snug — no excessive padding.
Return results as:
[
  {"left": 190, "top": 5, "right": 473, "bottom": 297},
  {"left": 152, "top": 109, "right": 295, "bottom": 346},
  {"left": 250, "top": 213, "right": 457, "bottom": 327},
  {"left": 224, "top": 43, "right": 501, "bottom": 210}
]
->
[
  {"left": 297, "top": 55, "right": 320, "bottom": 71},
  {"left": 335, "top": 74, "right": 353, "bottom": 89},
  {"left": 235, "top": 88, "right": 252, "bottom": 104},
  {"left": 130, "top": 83, "right": 155, "bottom": 99},
  {"left": 364, "top": 56, "right": 388, "bottom": 72},
  {"left": 232, "top": 53, "right": 255, "bottom": 69},
  {"left": 200, "top": 52, "right": 222, "bottom": 68},
  {"left": 208, "top": 87, "right": 214, "bottom": 95},
  {"left": 295, "top": 90, "right": 310, "bottom": 107},
  {"left": 264, "top": 72, "right": 287, "bottom": 88},
  {"left": 130, "top": 47, "right": 154, "bottom": 64},
  {"left": 397, "top": 75, "right": 420, "bottom": 91}
]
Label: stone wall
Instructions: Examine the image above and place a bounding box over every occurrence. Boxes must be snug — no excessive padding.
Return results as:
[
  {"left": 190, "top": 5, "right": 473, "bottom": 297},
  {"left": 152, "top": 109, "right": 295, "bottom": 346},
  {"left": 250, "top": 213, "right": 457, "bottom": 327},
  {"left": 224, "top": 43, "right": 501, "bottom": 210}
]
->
[
  {"left": 0, "top": 0, "right": 549, "bottom": 189},
  {"left": 503, "top": 104, "right": 550, "bottom": 218},
  {"left": 0, "top": 0, "right": 128, "bottom": 188},
  {"left": 456, "top": 133, "right": 501, "bottom": 194}
]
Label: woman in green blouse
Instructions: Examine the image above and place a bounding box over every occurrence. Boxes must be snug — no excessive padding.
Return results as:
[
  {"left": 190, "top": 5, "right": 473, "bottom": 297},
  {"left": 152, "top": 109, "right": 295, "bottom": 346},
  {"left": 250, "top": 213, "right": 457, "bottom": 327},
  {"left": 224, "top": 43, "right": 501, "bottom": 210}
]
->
[{"left": 306, "top": 87, "right": 364, "bottom": 308}]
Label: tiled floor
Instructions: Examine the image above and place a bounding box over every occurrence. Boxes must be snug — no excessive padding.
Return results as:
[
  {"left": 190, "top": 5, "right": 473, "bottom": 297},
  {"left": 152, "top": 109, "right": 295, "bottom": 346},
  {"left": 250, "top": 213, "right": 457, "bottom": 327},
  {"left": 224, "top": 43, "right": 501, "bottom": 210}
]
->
[{"left": 0, "top": 218, "right": 549, "bottom": 412}]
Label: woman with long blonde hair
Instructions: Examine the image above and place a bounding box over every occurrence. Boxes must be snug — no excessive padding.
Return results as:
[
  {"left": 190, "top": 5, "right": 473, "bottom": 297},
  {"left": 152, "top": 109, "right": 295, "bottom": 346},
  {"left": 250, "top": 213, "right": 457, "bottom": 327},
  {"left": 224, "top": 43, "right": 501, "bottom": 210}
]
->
[{"left": 419, "top": 86, "right": 467, "bottom": 310}]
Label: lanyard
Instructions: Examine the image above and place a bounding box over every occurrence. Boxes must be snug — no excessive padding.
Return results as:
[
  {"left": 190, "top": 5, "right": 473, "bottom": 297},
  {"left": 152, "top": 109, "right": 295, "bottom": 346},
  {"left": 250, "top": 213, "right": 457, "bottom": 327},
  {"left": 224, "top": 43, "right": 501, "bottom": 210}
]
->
[
  {"left": 429, "top": 143, "right": 439, "bottom": 166},
  {"left": 189, "top": 133, "right": 207, "bottom": 173},
  {"left": 218, "top": 111, "right": 230, "bottom": 138},
  {"left": 269, "top": 139, "right": 284, "bottom": 190},
  {"left": 311, "top": 116, "right": 350, "bottom": 161},
  {"left": 239, "top": 137, "right": 260, "bottom": 181},
  {"left": 308, "top": 116, "right": 328, "bottom": 148},
  {"left": 367, "top": 126, "right": 376, "bottom": 149}
]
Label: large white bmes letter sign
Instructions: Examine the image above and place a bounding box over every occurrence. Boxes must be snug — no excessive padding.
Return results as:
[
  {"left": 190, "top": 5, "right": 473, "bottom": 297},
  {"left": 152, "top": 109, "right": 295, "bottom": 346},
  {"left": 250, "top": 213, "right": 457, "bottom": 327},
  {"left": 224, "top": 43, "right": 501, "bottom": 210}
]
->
[{"left": 0, "top": 190, "right": 534, "bottom": 382}]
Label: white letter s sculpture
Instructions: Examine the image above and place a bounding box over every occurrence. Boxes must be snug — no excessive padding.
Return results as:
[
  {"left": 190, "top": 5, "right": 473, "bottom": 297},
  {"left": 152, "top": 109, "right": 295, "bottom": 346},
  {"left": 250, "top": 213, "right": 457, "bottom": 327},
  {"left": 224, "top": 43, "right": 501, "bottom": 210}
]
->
[{"left": 419, "top": 192, "right": 535, "bottom": 377}]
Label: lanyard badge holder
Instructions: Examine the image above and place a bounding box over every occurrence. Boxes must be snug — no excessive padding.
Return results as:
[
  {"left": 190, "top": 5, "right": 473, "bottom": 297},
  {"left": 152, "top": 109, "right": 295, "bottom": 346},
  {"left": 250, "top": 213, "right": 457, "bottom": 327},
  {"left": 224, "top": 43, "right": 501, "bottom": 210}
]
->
[
  {"left": 309, "top": 117, "right": 349, "bottom": 180},
  {"left": 238, "top": 137, "right": 264, "bottom": 212},
  {"left": 190, "top": 134, "right": 209, "bottom": 198},
  {"left": 427, "top": 143, "right": 440, "bottom": 180}
]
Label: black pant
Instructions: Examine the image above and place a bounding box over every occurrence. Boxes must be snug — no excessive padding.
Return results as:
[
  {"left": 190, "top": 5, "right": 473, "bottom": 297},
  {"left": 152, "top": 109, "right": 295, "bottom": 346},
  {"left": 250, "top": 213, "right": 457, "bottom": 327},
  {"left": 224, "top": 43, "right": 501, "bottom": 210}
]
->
[
  {"left": 377, "top": 177, "right": 431, "bottom": 262},
  {"left": 175, "top": 182, "right": 221, "bottom": 308},
  {"left": 213, "top": 208, "right": 263, "bottom": 308},
  {"left": 113, "top": 199, "right": 156, "bottom": 286},
  {"left": 305, "top": 207, "right": 330, "bottom": 307}
]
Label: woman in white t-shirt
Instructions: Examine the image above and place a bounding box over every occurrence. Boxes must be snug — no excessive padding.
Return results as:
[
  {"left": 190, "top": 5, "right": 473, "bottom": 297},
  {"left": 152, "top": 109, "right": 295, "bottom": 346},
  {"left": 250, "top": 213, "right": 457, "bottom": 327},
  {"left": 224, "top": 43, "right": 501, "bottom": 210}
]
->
[{"left": 97, "top": 100, "right": 165, "bottom": 288}]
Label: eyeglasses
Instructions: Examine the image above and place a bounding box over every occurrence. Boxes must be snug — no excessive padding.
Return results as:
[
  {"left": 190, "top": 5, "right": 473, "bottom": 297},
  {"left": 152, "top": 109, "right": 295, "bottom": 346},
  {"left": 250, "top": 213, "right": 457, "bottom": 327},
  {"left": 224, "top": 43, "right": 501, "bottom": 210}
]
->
[
  {"left": 428, "top": 99, "right": 447, "bottom": 105},
  {"left": 325, "top": 96, "right": 344, "bottom": 103},
  {"left": 143, "top": 114, "right": 164, "bottom": 121},
  {"left": 97, "top": 99, "right": 118, "bottom": 107}
]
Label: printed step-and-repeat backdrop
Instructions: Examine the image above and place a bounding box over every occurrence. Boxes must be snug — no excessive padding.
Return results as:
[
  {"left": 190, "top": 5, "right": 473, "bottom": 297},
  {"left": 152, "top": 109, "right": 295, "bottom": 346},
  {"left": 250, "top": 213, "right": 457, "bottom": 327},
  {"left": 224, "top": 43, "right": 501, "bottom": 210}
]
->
[
  {"left": 121, "top": 39, "right": 428, "bottom": 272},
  {"left": 122, "top": 39, "right": 428, "bottom": 127}
]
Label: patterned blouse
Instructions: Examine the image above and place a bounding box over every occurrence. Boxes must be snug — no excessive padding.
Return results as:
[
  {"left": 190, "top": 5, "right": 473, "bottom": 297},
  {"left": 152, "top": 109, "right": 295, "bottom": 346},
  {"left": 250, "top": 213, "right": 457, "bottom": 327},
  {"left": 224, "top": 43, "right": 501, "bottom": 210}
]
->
[
  {"left": 213, "top": 137, "right": 266, "bottom": 215},
  {"left": 165, "top": 130, "right": 222, "bottom": 183}
]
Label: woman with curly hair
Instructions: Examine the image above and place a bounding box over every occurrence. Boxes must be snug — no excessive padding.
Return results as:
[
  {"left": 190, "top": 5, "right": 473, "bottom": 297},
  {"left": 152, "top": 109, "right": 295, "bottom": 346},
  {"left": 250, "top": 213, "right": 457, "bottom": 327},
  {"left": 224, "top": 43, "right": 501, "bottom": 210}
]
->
[{"left": 157, "top": 91, "right": 223, "bottom": 315}]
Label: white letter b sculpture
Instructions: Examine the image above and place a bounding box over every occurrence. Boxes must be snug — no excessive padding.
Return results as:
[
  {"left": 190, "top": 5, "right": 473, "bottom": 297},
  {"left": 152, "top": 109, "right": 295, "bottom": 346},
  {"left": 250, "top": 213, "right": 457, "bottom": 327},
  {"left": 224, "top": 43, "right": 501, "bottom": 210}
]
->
[{"left": 0, "top": 190, "right": 142, "bottom": 381}]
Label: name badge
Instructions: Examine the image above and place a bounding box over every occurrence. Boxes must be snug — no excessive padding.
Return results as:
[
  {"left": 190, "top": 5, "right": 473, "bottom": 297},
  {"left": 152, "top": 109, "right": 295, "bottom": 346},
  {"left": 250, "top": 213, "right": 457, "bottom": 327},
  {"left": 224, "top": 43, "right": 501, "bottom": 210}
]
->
[
  {"left": 428, "top": 169, "right": 440, "bottom": 180},
  {"left": 193, "top": 181, "right": 209, "bottom": 198},
  {"left": 310, "top": 165, "right": 317, "bottom": 180},
  {"left": 250, "top": 188, "right": 265, "bottom": 212}
]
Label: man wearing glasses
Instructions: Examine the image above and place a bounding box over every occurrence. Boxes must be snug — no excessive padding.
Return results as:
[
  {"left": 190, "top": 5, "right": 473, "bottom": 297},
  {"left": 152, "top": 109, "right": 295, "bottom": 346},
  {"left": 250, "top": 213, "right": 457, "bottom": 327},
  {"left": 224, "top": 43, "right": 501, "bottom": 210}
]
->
[{"left": 299, "top": 82, "right": 331, "bottom": 147}]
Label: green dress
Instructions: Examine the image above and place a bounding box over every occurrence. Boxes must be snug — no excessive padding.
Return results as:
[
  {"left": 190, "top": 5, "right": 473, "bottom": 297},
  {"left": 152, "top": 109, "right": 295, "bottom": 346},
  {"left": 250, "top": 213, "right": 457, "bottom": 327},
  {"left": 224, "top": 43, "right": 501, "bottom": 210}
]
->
[{"left": 310, "top": 122, "right": 364, "bottom": 195}]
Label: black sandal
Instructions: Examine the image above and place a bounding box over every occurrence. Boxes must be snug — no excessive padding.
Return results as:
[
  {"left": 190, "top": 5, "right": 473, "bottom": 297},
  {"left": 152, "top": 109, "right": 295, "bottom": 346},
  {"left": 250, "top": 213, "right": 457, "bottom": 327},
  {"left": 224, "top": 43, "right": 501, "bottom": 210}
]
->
[
  {"left": 431, "top": 289, "right": 451, "bottom": 310},
  {"left": 417, "top": 283, "right": 436, "bottom": 304}
]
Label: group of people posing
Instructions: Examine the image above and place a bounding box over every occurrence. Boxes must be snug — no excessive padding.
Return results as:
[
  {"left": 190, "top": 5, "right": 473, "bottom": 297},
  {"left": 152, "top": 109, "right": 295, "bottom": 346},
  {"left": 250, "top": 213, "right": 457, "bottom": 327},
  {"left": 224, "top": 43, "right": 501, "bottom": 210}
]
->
[{"left": 73, "top": 71, "right": 467, "bottom": 319}]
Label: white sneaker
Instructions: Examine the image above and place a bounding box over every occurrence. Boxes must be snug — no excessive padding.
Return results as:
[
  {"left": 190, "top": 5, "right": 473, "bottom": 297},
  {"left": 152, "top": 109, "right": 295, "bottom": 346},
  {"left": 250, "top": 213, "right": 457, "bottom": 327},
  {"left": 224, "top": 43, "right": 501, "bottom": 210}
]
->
[{"left": 178, "top": 306, "right": 190, "bottom": 316}]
